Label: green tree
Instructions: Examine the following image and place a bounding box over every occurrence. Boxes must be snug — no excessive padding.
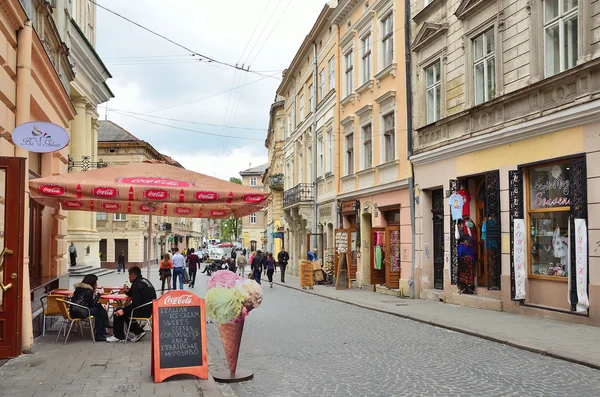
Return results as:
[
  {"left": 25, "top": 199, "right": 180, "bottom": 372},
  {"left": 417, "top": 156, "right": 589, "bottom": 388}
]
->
[
  {"left": 229, "top": 177, "right": 242, "bottom": 185},
  {"left": 220, "top": 177, "right": 243, "bottom": 241}
]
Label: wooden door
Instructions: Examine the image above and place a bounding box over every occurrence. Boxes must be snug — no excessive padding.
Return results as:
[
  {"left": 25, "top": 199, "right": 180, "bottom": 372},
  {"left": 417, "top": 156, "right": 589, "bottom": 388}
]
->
[
  {"left": 475, "top": 180, "right": 488, "bottom": 287},
  {"left": 385, "top": 225, "right": 401, "bottom": 289},
  {"left": 370, "top": 228, "right": 385, "bottom": 286},
  {"left": 115, "top": 239, "right": 128, "bottom": 263},
  {"left": 0, "top": 157, "right": 25, "bottom": 358}
]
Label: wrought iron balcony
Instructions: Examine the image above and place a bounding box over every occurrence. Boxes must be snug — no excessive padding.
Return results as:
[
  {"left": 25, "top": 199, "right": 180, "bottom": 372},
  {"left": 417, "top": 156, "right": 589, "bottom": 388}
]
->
[
  {"left": 283, "top": 183, "right": 313, "bottom": 207},
  {"left": 268, "top": 174, "right": 284, "bottom": 190}
]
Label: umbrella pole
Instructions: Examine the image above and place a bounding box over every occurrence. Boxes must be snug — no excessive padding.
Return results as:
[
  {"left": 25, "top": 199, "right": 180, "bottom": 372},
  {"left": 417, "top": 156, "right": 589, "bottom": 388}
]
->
[{"left": 147, "top": 207, "right": 153, "bottom": 280}]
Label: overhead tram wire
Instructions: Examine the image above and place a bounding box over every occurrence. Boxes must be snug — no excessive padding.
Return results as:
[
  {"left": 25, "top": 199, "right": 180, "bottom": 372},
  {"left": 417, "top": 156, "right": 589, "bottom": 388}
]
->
[
  {"left": 241, "top": 0, "right": 284, "bottom": 66},
  {"left": 237, "top": 0, "right": 274, "bottom": 64},
  {"left": 247, "top": 0, "right": 294, "bottom": 67},
  {"left": 88, "top": 0, "right": 280, "bottom": 80}
]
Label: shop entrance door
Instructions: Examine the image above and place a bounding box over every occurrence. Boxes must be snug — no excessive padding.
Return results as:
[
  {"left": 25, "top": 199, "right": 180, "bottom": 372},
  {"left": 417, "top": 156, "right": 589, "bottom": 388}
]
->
[
  {"left": 115, "top": 239, "right": 128, "bottom": 263},
  {"left": 0, "top": 157, "right": 25, "bottom": 358},
  {"left": 432, "top": 189, "right": 444, "bottom": 289},
  {"left": 385, "top": 226, "right": 401, "bottom": 289},
  {"left": 370, "top": 228, "right": 386, "bottom": 286}
]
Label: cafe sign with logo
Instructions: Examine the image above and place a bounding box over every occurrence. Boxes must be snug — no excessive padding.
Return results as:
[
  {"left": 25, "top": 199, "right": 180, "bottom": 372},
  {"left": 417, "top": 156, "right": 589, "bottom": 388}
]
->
[{"left": 12, "top": 121, "right": 70, "bottom": 153}]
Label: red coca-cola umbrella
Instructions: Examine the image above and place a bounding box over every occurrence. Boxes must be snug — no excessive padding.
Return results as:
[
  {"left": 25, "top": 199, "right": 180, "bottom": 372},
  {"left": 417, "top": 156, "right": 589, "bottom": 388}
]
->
[{"left": 29, "top": 161, "right": 268, "bottom": 278}]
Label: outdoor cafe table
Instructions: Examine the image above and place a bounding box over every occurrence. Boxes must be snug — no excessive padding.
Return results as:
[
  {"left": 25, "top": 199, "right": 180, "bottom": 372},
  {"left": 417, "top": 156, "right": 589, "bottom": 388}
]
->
[
  {"left": 100, "top": 286, "right": 125, "bottom": 293},
  {"left": 50, "top": 289, "right": 73, "bottom": 297}
]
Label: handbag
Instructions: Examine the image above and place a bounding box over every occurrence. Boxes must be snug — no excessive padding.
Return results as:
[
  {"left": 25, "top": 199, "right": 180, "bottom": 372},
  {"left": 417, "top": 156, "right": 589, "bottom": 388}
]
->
[{"left": 248, "top": 271, "right": 254, "bottom": 280}]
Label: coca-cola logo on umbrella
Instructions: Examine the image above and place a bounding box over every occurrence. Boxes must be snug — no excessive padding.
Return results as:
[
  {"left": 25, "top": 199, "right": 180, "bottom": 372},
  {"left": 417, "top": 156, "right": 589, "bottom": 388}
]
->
[
  {"left": 118, "top": 177, "right": 193, "bottom": 188},
  {"left": 164, "top": 294, "right": 194, "bottom": 305},
  {"left": 144, "top": 189, "right": 169, "bottom": 200},
  {"left": 209, "top": 210, "right": 227, "bottom": 217},
  {"left": 93, "top": 186, "right": 119, "bottom": 198},
  {"left": 63, "top": 200, "right": 83, "bottom": 208},
  {"left": 39, "top": 184, "right": 66, "bottom": 196},
  {"left": 175, "top": 207, "right": 192, "bottom": 215},
  {"left": 194, "top": 191, "right": 219, "bottom": 201},
  {"left": 139, "top": 204, "right": 157, "bottom": 212},
  {"left": 243, "top": 193, "right": 266, "bottom": 203},
  {"left": 102, "top": 202, "right": 120, "bottom": 211}
]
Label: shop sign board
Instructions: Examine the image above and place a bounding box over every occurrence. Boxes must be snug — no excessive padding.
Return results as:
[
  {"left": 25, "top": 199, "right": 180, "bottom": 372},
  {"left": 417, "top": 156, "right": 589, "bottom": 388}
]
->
[
  {"left": 152, "top": 290, "right": 208, "bottom": 383},
  {"left": 341, "top": 201, "right": 355, "bottom": 213},
  {"left": 512, "top": 219, "right": 526, "bottom": 300},
  {"left": 300, "top": 261, "right": 314, "bottom": 290},
  {"left": 12, "top": 121, "right": 70, "bottom": 153}
]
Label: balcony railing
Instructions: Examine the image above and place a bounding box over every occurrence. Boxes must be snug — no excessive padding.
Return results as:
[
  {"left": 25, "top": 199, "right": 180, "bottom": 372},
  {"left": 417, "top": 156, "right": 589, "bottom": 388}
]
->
[
  {"left": 283, "top": 183, "right": 313, "bottom": 207},
  {"left": 268, "top": 175, "right": 284, "bottom": 190}
]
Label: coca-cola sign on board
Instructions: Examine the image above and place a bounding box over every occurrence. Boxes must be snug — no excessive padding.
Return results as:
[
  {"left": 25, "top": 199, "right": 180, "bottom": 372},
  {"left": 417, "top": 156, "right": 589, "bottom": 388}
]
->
[
  {"left": 139, "top": 204, "right": 157, "bottom": 212},
  {"left": 93, "top": 186, "right": 119, "bottom": 198},
  {"left": 63, "top": 200, "right": 83, "bottom": 208},
  {"left": 175, "top": 207, "right": 192, "bottom": 215},
  {"left": 243, "top": 193, "right": 266, "bottom": 203},
  {"left": 209, "top": 210, "right": 226, "bottom": 217},
  {"left": 194, "top": 191, "right": 219, "bottom": 201},
  {"left": 39, "top": 185, "right": 66, "bottom": 196},
  {"left": 144, "top": 189, "right": 169, "bottom": 200},
  {"left": 163, "top": 294, "right": 194, "bottom": 305},
  {"left": 102, "top": 202, "right": 120, "bottom": 211},
  {"left": 118, "top": 177, "right": 193, "bottom": 188}
]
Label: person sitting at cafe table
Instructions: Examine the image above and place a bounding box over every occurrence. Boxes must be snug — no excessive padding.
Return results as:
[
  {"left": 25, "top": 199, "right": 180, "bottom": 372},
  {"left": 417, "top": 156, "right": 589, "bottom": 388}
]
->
[
  {"left": 106, "top": 266, "right": 156, "bottom": 343},
  {"left": 70, "top": 274, "right": 110, "bottom": 342}
]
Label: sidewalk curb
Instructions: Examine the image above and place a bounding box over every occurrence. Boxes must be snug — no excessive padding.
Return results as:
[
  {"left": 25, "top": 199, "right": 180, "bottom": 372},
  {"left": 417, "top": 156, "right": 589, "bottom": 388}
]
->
[
  {"left": 275, "top": 280, "right": 600, "bottom": 371},
  {"left": 196, "top": 374, "right": 222, "bottom": 397}
]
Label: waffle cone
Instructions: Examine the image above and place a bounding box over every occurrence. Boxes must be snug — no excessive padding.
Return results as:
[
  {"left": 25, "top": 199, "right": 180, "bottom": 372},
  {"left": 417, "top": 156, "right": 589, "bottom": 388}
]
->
[{"left": 218, "top": 319, "right": 245, "bottom": 374}]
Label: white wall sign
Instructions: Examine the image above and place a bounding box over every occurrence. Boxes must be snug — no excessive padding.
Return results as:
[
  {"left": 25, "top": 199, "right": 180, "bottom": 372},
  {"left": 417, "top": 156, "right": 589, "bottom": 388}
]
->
[
  {"left": 12, "top": 121, "right": 70, "bottom": 153},
  {"left": 513, "top": 219, "right": 526, "bottom": 300},
  {"left": 574, "top": 219, "right": 589, "bottom": 312}
]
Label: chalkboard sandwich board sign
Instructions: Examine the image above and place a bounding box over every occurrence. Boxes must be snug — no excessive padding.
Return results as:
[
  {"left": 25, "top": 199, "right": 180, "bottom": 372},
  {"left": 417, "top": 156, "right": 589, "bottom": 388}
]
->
[{"left": 152, "top": 290, "right": 208, "bottom": 383}]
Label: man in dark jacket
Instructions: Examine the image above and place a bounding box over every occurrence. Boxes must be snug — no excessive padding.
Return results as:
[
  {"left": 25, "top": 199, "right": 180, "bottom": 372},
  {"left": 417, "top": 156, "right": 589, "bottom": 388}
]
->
[
  {"left": 107, "top": 266, "right": 156, "bottom": 343},
  {"left": 250, "top": 250, "right": 265, "bottom": 285},
  {"left": 277, "top": 247, "right": 290, "bottom": 283}
]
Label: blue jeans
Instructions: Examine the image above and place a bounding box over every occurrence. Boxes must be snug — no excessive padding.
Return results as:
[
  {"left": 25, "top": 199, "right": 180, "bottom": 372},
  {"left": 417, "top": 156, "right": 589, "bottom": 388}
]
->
[
  {"left": 173, "top": 267, "right": 184, "bottom": 290},
  {"left": 117, "top": 262, "right": 125, "bottom": 272},
  {"left": 253, "top": 269, "right": 261, "bottom": 285}
]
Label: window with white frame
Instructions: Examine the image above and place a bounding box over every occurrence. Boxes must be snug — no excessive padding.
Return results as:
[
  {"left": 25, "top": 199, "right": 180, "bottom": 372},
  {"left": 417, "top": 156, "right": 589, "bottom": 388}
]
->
[
  {"left": 327, "top": 129, "right": 334, "bottom": 174},
  {"left": 318, "top": 136, "right": 324, "bottom": 178},
  {"left": 362, "top": 124, "right": 373, "bottom": 169},
  {"left": 345, "top": 51, "right": 354, "bottom": 96},
  {"left": 96, "top": 212, "right": 107, "bottom": 221},
  {"left": 381, "top": 13, "right": 394, "bottom": 67},
  {"left": 426, "top": 62, "right": 441, "bottom": 124},
  {"left": 361, "top": 33, "right": 372, "bottom": 83},
  {"left": 288, "top": 114, "right": 292, "bottom": 133},
  {"left": 319, "top": 69, "right": 325, "bottom": 101},
  {"left": 250, "top": 177, "right": 257, "bottom": 186},
  {"left": 329, "top": 57, "right": 335, "bottom": 91},
  {"left": 308, "top": 84, "right": 313, "bottom": 112},
  {"left": 250, "top": 213, "right": 257, "bottom": 224},
  {"left": 544, "top": 0, "right": 578, "bottom": 77},
  {"left": 114, "top": 213, "right": 127, "bottom": 221},
  {"left": 280, "top": 119, "right": 286, "bottom": 140},
  {"left": 345, "top": 133, "right": 354, "bottom": 175},
  {"left": 473, "top": 28, "right": 496, "bottom": 105},
  {"left": 299, "top": 94, "right": 305, "bottom": 121},
  {"left": 383, "top": 112, "right": 395, "bottom": 162}
]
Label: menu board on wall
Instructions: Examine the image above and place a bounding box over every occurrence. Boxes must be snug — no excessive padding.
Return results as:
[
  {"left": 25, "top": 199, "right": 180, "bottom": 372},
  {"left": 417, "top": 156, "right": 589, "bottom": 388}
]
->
[
  {"left": 335, "top": 231, "right": 348, "bottom": 253},
  {"left": 389, "top": 230, "right": 401, "bottom": 272}
]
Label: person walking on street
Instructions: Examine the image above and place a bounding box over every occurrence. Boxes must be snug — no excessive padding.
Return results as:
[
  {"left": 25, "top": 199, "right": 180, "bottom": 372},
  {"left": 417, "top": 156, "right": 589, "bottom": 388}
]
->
[
  {"left": 159, "top": 253, "right": 173, "bottom": 294},
  {"left": 277, "top": 247, "right": 289, "bottom": 283},
  {"left": 68, "top": 242, "right": 77, "bottom": 266},
  {"left": 117, "top": 251, "right": 126, "bottom": 274},
  {"left": 236, "top": 252, "right": 248, "bottom": 277},
  {"left": 107, "top": 266, "right": 156, "bottom": 343},
  {"left": 266, "top": 252, "right": 276, "bottom": 288},
  {"left": 251, "top": 250, "right": 264, "bottom": 285},
  {"left": 186, "top": 248, "right": 200, "bottom": 288},
  {"left": 171, "top": 248, "right": 185, "bottom": 290}
]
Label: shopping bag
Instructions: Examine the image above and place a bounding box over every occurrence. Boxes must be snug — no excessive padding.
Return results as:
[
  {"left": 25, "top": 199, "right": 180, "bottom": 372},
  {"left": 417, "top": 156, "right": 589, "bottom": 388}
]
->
[
  {"left": 248, "top": 271, "right": 254, "bottom": 280},
  {"left": 183, "top": 268, "right": 190, "bottom": 284}
]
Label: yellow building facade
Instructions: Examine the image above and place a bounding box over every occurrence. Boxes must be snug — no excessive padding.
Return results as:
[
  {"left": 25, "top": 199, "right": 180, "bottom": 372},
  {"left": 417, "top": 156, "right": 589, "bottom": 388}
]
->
[{"left": 240, "top": 164, "right": 268, "bottom": 252}]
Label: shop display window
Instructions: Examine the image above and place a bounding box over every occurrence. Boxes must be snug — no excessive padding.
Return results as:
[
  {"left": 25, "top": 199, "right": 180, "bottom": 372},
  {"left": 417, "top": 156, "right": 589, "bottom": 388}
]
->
[{"left": 526, "top": 160, "right": 572, "bottom": 281}]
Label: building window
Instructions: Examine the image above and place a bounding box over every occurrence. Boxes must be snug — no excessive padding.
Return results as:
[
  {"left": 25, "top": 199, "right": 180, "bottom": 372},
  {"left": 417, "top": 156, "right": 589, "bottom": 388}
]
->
[
  {"left": 361, "top": 33, "right": 372, "bottom": 83},
  {"left": 318, "top": 137, "right": 324, "bottom": 178},
  {"left": 345, "top": 133, "right": 354, "bottom": 175},
  {"left": 96, "top": 212, "right": 108, "bottom": 221},
  {"left": 250, "top": 177, "right": 257, "bottom": 186},
  {"left": 544, "top": 0, "right": 578, "bottom": 77},
  {"left": 288, "top": 114, "right": 292, "bottom": 134},
  {"left": 319, "top": 69, "right": 325, "bottom": 101},
  {"left": 250, "top": 213, "right": 257, "bottom": 224},
  {"left": 426, "top": 61, "right": 441, "bottom": 124},
  {"left": 381, "top": 13, "right": 394, "bottom": 68},
  {"left": 473, "top": 29, "right": 496, "bottom": 105},
  {"left": 329, "top": 57, "right": 335, "bottom": 91},
  {"left": 383, "top": 112, "right": 395, "bottom": 162},
  {"left": 327, "top": 129, "right": 334, "bottom": 174},
  {"left": 345, "top": 51, "right": 354, "bottom": 96},
  {"left": 299, "top": 94, "right": 305, "bottom": 121},
  {"left": 280, "top": 119, "right": 286, "bottom": 140},
  {"left": 362, "top": 124, "right": 372, "bottom": 169},
  {"left": 527, "top": 160, "right": 574, "bottom": 279},
  {"left": 114, "top": 213, "right": 127, "bottom": 221},
  {"left": 308, "top": 84, "right": 313, "bottom": 112}
]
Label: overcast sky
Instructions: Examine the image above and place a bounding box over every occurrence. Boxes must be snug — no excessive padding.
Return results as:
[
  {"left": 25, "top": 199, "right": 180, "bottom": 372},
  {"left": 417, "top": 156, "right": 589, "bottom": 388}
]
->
[{"left": 96, "top": 0, "right": 327, "bottom": 180}]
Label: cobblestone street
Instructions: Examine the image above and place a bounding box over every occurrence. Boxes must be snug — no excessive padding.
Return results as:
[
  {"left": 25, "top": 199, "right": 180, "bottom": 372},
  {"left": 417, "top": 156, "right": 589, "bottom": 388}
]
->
[{"left": 201, "top": 276, "right": 600, "bottom": 397}]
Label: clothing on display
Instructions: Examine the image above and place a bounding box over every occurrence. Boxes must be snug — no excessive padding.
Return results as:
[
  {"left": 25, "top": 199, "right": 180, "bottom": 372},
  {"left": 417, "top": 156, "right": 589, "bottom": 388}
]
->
[
  {"left": 458, "top": 237, "right": 476, "bottom": 293},
  {"left": 449, "top": 193, "right": 464, "bottom": 221},
  {"left": 481, "top": 219, "right": 499, "bottom": 249},
  {"left": 374, "top": 246, "right": 382, "bottom": 270},
  {"left": 458, "top": 188, "right": 471, "bottom": 217}
]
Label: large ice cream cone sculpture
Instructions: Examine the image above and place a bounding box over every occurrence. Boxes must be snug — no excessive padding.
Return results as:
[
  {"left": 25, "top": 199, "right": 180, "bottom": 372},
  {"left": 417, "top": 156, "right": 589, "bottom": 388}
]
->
[{"left": 218, "top": 319, "right": 245, "bottom": 374}]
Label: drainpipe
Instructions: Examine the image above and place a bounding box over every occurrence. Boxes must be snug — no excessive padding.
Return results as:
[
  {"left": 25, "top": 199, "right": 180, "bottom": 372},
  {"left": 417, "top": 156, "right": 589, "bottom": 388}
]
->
[
  {"left": 405, "top": 0, "right": 417, "bottom": 299},
  {"left": 312, "top": 42, "right": 319, "bottom": 251},
  {"left": 15, "top": 21, "right": 34, "bottom": 351}
]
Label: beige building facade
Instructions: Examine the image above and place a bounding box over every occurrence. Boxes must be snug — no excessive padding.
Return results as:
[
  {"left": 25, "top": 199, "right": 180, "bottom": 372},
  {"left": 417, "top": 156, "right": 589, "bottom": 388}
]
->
[
  {"left": 240, "top": 164, "right": 268, "bottom": 252},
  {"left": 410, "top": 0, "right": 600, "bottom": 325}
]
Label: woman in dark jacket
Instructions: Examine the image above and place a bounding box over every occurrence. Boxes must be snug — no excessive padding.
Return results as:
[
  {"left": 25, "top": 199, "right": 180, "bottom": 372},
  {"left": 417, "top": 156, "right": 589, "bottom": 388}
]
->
[{"left": 70, "top": 274, "right": 110, "bottom": 341}]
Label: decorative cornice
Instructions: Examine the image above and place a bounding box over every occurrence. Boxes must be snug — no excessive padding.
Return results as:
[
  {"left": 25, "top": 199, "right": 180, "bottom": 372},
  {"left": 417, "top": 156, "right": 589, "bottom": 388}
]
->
[
  {"left": 455, "top": 0, "right": 490, "bottom": 20},
  {"left": 375, "top": 90, "right": 396, "bottom": 104},
  {"left": 411, "top": 22, "right": 449, "bottom": 52},
  {"left": 337, "top": 177, "right": 409, "bottom": 200},
  {"left": 355, "top": 104, "right": 373, "bottom": 119},
  {"left": 341, "top": 114, "right": 355, "bottom": 127},
  {"left": 332, "top": 0, "right": 361, "bottom": 25},
  {"left": 0, "top": 0, "right": 26, "bottom": 33},
  {"left": 413, "top": 0, "right": 443, "bottom": 23}
]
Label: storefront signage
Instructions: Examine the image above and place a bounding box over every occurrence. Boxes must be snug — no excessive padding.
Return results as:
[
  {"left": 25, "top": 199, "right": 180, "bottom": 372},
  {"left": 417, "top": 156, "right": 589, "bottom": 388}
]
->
[
  {"left": 574, "top": 219, "right": 589, "bottom": 312},
  {"left": 300, "top": 261, "right": 314, "bottom": 289},
  {"left": 341, "top": 201, "right": 355, "bottom": 213},
  {"left": 530, "top": 164, "right": 571, "bottom": 209},
  {"left": 12, "top": 121, "right": 70, "bottom": 153},
  {"left": 273, "top": 232, "right": 284, "bottom": 238},
  {"left": 513, "top": 219, "right": 526, "bottom": 300},
  {"left": 118, "top": 177, "right": 194, "bottom": 188}
]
